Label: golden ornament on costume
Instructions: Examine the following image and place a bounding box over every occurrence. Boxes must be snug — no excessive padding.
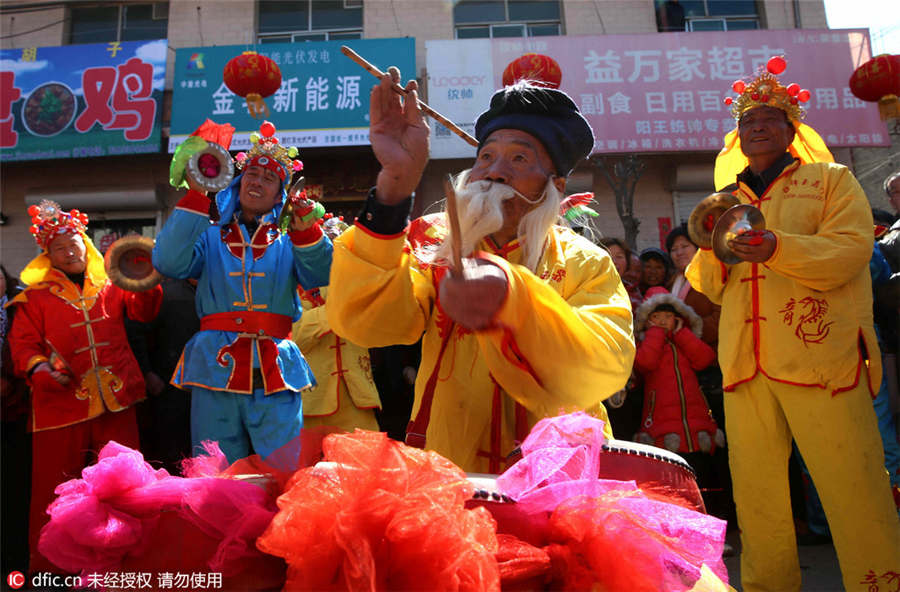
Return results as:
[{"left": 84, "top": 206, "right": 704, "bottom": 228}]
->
[
  {"left": 28, "top": 200, "right": 89, "bottom": 250},
  {"left": 723, "top": 55, "right": 809, "bottom": 122},
  {"left": 713, "top": 55, "right": 834, "bottom": 190}
]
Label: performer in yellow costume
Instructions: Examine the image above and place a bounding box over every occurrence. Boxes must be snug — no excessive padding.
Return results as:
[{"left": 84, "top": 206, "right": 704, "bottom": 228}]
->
[
  {"left": 294, "top": 215, "right": 381, "bottom": 433},
  {"left": 686, "top": 57, "right": 900, "bottom": 591},
  {"left": 327, "top": 68, "right": 634, "bottom": 474}
]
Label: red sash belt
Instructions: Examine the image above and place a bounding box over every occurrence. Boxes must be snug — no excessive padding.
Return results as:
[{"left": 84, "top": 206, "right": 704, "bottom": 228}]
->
[{"left": 200, "top": 311, "right": 292, "bottom": 339}]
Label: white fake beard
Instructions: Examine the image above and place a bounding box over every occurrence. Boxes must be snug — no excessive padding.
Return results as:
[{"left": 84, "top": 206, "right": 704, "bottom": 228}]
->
[{"left": 435, "top": 170, "right": 562, "bottom": 272}]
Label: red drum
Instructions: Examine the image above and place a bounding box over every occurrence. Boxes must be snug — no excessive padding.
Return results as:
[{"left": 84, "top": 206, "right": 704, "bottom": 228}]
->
[
  {"left": 598, "top": 439, "right": 705, "bottom": 513},
  {"left": 465, "top": 439, "right": 704, "bottom": 546}
]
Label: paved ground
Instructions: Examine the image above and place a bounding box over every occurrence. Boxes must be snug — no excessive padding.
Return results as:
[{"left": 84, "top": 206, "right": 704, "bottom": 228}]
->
[{"left": 723, "top": 530, "right": 845, "bottom": 591}]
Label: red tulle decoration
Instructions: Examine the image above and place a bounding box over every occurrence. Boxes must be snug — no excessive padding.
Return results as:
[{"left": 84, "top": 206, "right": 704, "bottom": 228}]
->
[
  {"left": 731, "top": 80, "right": 745, "bottom": 93},
  {"left": 798, "top": 89, "right": 811, "bottom": 102},
  {"left": 257, "top": 431, "right": 501, "bottom": 591}
]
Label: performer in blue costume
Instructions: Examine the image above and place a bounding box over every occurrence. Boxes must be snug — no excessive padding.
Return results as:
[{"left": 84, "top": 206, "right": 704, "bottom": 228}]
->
[{"left": 153, "top": 121, "right": 332, "bottom": 463}]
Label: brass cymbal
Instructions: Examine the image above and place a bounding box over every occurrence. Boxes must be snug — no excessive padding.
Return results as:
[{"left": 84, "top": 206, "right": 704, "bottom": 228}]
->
[
  {"left": 104, "top": 235, "right": 162, "bottom": 292},
  {"left": 711, "top": 204, "right": 766, "bottom": 265},
  {"left": 687, "top": 192, "right": 740, "bottom": 249}
]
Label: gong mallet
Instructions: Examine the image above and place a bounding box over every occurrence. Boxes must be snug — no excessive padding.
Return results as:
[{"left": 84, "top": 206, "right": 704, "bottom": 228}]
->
[
  {"left": 340, "top": 45, "right": 479, "bottom": 148},
  {"left": 442, "top": 175, "right": 464, "bottom": 275}
]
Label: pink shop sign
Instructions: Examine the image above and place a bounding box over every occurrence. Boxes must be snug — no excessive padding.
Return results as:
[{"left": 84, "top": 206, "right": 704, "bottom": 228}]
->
[{"left": 426, "top": 29, "right": 887, "bottom": 159}]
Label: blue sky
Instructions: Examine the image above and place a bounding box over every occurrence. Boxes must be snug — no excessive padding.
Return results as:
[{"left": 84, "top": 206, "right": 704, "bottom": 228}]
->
[{"left": 825, "top": 0, "right": 899, "bottom": 55}]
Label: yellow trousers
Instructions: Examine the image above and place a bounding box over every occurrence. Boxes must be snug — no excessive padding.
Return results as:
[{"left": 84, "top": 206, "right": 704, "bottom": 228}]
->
[
  {"left": 726, "top": 375, "right": 900, "bottom": 592},
  {"left": 303, "top": 378, "right": 380, "bottom": 433}
]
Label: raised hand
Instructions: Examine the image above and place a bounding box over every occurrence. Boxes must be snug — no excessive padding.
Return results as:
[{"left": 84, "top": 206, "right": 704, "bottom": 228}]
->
[{"left": 371, "top": 67, "right": 430, "bottom": 204}]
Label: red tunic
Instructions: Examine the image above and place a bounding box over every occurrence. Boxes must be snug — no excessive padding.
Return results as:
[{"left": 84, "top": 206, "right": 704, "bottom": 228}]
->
[{"left": 8, "top": 269, "right": 162, "bottom": 432}]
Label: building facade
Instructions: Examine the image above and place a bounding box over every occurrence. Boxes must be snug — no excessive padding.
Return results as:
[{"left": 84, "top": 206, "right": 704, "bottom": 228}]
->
[{"left": 1, "top": 0, "right": 895, "bottom": 277}]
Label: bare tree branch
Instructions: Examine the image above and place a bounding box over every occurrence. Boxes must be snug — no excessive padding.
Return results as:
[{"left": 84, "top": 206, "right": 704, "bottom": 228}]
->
[{"left": 591, "top": 155, "right": 645, "bottom": 251}]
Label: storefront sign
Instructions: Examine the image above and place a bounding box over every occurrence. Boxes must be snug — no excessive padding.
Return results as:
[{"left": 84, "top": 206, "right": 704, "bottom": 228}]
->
[
  {"left": 0, "top": 40, "right": 166, "bottom": 161},
  {"left": 427, "top": 29, "right": 887, "bottom": 159},
  {"left": 169, "top": 38, "right": 415, "bottom": 152}
]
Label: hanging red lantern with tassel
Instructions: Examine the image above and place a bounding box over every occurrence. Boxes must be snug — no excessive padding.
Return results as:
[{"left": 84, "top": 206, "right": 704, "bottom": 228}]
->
[
  {"left": 502, "top": 53, "right": 562, "bottom": 89},
  {"left": 849, "top": 54, "right": 900, "bottom": 120},
  {"left": 223, "top": 51, "right": 282, "bottom": 119}
]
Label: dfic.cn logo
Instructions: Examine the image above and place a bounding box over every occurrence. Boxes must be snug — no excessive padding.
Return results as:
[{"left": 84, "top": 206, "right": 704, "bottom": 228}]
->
[{"left": 7, "top": 571, "right": 25, "bottom": 589}]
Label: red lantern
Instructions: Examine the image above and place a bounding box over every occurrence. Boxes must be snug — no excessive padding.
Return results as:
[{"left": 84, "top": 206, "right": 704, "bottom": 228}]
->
[
  {"left": 502, "top": 53, "right": 562, "bottom": 89},
  {"left": 849, "top": 54, "right": 900, "bottom": 120},
  {"left": 223, "top": 51, "right": 282, "bottom": 119}
]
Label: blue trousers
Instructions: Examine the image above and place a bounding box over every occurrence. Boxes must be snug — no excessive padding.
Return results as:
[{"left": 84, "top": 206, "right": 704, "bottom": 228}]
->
[{"left": 191, "top": 385, "right": 303, "bottom": 464}]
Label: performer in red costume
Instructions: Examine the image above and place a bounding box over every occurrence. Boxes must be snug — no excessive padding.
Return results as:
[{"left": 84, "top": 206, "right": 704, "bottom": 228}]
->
[{"left": 7, "top": 201, "right": 162, "bottom": 572}]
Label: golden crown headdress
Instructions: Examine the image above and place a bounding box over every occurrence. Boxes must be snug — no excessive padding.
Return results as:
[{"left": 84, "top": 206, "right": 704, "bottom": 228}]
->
[
  {"left": 724, "top": 56, "right": 811, "bottom": 122},
  {"left": 234, "top": 120, "right": 302, "bottom": 182},
  {"left": 28, "top": 200, "right": 88, "bottom": 250}
]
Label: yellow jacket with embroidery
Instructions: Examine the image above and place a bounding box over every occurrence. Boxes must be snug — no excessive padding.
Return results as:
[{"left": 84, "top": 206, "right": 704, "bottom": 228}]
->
[
  {"left": 292, "top": 286, "right": 381, "bottom": 416},
  {"left": 326, "top": 215, "right": 635, "bottom": 473},
  {"left": 686, "top": 160, "right": 880, "bottom": 394}
]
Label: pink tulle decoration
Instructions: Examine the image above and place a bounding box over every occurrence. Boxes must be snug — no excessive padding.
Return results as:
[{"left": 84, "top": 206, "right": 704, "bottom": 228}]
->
[
  {"left": 235, "top": 151, "right": 248, "bottom": 162},
  {"left": 38, "top": 441, "right": 281, "bottom": 584},
  {"left": 292, "top": 159, "right": 303, "bottom": 171},
  {"left": 496, "top": 412, "right": 728, "bottom": 591}
]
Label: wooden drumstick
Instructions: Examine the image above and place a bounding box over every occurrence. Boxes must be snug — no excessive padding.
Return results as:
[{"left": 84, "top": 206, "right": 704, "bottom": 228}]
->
[
  {"left": 443, "top": 175, "right": 464, "bottom": 275},
  {"left": 340, "top": 45, "right": 479, "bottom": 148}
]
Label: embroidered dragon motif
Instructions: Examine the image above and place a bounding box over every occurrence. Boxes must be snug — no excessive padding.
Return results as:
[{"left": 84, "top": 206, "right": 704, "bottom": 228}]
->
[{"left": 779, "top": 296, "right": 833, "bottom": 346}]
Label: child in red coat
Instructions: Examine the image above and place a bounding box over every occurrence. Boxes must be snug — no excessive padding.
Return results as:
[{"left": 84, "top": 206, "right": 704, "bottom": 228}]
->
[{"left": 633, "top": 287, "right": 724, "bottom": 455}]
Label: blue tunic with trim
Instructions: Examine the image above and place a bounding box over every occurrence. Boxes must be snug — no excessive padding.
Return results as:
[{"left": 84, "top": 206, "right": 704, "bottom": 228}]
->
[{"left": 152, "top": 175, "right": 332, "bottom": 394}]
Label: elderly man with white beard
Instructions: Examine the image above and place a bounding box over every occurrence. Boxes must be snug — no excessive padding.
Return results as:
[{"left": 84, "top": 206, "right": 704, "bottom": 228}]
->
[{"left": 326, "top": 68, "right": 635, "bottom": 473}]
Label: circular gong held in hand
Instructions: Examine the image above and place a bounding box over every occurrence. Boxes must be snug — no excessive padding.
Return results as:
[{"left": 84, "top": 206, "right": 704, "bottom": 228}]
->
[
  {"left": 104, "top": 235, "right": 162, "bottom": 292},
  {"left": 185, "top": 143, "right": 235, "bottom": 193}
]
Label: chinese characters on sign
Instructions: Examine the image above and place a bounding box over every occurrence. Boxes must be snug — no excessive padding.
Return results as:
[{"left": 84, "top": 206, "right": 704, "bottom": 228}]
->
[
  {"left": 0, "top": 40, "right": 165, "bottom": 161},
  {"left": 427, "top": 30, "right": 886, "bottom": 159},
  {"left": 82, "top": 572, "right": 223, "bottom": 590},
  {"left": 169, "top": 39, "right": 414, "bottom": 151}
]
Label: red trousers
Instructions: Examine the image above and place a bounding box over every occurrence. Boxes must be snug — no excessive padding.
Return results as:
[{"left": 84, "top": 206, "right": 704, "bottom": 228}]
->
[{"left": 29, "top": 408, "right": 139, "bottom": 573}]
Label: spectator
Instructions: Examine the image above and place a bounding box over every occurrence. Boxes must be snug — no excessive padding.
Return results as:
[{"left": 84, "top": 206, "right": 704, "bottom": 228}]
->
[
  {"left": 599, "top": 237, "right": 642, "bottom": 310},
  {"left": 639, "top": 247, "right": 672, "bottom": 294},
  {"left": 623, "top": 252, "right": 644, "bottom": 294},
  {"left": 633, "top": 288, "right": 733, "bottom": 528}
]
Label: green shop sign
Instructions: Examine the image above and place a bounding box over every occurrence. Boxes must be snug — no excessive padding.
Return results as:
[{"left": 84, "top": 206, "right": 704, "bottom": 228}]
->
[{"left": 169, "top": 38, "right": 415, "bottom": 152}]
